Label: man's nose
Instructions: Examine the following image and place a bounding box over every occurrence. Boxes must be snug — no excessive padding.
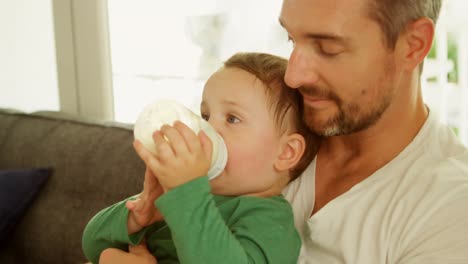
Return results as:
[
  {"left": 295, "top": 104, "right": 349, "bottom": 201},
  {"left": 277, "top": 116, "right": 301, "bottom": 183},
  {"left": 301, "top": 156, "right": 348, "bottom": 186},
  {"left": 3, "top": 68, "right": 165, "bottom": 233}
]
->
[{"left": 285, "top": 48, "right": 319, "bottom": 89}]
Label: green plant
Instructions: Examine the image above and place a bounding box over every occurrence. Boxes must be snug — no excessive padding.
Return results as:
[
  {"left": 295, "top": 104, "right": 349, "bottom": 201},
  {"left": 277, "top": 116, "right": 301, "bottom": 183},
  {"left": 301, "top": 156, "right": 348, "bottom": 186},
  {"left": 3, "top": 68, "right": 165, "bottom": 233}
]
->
[{"left": 427, "top": 33, "right": 459, "bottom": 83}]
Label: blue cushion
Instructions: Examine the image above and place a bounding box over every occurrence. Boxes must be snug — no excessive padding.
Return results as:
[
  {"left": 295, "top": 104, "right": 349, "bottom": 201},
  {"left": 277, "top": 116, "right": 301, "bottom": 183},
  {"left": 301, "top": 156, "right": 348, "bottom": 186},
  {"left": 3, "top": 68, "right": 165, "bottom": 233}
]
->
[{"left": 0, "top": 168, "right": 51, "bottom": 243}]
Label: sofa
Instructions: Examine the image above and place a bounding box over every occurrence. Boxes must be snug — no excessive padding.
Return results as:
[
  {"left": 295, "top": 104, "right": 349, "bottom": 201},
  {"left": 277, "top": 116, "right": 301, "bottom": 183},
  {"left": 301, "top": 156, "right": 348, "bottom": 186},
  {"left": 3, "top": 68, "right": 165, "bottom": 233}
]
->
[{"left": 0, "top": 108, "right": 145, "bottom": 264}]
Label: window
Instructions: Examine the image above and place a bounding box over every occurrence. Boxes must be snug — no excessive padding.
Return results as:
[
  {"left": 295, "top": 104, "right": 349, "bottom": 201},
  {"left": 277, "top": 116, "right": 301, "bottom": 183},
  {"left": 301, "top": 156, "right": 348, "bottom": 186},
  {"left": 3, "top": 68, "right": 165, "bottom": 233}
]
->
[
  {"left": 107, "top": 0, "right": 288, "bottom": 123},
  {"left": 422, "top": 0, "right": 468, "bottom": 144},
  {"left": 0, "top": 0, "right": 59, "bottom": 113},
  {"left": 107, "top": 1, "right": 468, "bottom": 144}
]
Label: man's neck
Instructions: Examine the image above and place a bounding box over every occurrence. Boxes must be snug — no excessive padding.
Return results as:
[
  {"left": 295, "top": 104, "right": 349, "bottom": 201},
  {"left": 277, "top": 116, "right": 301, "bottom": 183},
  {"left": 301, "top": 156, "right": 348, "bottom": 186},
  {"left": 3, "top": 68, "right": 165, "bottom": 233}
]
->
[
  {"left": 311, "top": 84, "right": 428, "bottom": 216},
  {"left": 320, "top": 84, "right": 428, "bottom": 176}
]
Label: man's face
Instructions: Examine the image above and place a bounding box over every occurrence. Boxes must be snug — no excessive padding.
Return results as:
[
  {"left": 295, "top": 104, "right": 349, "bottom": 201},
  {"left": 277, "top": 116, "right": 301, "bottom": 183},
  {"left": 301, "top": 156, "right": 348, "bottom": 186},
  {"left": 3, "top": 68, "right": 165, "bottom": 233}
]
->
[{"left": 279, "top": 0, "right": 402, "bottom": 136}]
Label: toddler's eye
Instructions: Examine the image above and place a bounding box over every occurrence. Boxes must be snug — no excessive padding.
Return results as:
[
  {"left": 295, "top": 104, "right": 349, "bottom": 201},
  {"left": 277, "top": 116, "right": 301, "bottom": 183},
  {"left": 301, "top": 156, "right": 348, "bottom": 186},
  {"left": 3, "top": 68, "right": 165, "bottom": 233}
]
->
[
  {"left": 201, "top": 113, "right": 209, "bottom": 121},
  {"left": 227, "top": 115, "right": 240, "bottom": 124}
]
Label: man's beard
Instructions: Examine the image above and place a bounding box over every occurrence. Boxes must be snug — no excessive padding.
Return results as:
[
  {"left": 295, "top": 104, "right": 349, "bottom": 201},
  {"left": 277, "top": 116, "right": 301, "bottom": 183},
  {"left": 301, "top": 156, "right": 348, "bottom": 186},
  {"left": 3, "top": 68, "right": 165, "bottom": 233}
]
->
[
  {"left": 301, "top": 61, "right": 396, "bottom": 137},
  {"left": 303, "top": 94, "right": 392, "bottom": 136}
]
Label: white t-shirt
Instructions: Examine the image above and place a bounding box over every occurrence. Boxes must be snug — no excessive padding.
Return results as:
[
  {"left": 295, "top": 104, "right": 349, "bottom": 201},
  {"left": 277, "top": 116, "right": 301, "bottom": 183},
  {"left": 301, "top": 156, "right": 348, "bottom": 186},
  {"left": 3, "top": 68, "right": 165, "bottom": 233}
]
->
[{"left": 283, "top": 111, "right": 468, "bottom": 264}]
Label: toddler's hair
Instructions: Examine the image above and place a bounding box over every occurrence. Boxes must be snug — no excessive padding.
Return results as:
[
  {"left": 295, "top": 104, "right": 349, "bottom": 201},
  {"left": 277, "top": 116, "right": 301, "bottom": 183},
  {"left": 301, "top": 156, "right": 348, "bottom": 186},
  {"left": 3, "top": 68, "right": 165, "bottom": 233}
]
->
[{"left": 224, "top": 52, "right": 319, "bottom": 180}]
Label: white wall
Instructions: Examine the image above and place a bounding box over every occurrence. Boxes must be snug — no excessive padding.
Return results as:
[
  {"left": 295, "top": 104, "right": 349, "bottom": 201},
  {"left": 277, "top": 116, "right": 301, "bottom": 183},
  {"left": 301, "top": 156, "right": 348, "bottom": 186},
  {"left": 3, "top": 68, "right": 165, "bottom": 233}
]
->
[{"left": 0, "top": 0, "right": 59, "bottom": 112}]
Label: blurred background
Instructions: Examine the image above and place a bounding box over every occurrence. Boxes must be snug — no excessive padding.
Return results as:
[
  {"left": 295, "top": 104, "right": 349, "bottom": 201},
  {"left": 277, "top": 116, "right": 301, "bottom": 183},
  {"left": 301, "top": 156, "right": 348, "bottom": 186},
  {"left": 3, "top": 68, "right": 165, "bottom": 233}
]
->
[{"left": 2, "top": 0, "right": 468, "bottom": 144}]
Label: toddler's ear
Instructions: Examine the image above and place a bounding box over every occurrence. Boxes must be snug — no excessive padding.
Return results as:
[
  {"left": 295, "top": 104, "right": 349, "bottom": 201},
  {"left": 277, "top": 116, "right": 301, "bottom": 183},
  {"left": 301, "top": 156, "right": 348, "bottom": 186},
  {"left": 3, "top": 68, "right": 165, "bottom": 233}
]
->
[{"left": 274, "top": 133, "right": 305, "bottom": 172}]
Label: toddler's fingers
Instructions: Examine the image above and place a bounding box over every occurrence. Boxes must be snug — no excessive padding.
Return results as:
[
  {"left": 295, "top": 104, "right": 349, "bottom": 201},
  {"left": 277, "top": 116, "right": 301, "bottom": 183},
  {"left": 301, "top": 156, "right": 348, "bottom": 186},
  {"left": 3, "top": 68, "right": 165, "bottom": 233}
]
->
[
  {"left": 173, "top": 121, "right": 199, "bottom": 153},
  {"left": 133, "top": 140, "right": 153, "bottom": 162},
  {"left": 199, "top": 130, "right": 213, "bottom": 160},
  {"left": 160, "top": 124, "right": 188, "bottom": 155},
  {"left": 126, "top": 199, "right": 140, "bottom": 211},
  {"left": 134, "top": 140, "right": 163, "bottom": 176},
  {"left": 125, "top": 200, "right": 135, "bottom": 210},
  {"left": 152, "top": 131, "right": 175, "bottom": 162}
]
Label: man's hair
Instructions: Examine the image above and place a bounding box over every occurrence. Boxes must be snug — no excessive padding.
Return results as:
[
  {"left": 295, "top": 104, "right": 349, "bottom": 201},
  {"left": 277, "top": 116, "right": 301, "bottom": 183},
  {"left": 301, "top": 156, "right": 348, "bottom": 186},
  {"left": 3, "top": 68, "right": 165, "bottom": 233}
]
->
[
  {"left": 223, "top": 52, "right": 319, "bottom": 181},
  {"left": 368, "top": 0, "right": 442, "bottom": 50}
]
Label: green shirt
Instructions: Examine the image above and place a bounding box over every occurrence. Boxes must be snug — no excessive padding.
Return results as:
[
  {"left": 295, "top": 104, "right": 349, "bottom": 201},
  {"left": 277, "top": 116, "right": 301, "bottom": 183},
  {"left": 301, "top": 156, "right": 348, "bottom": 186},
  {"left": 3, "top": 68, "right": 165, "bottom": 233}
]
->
[{"left": 82, "top": 177, "right": 301, "bottom": 264}]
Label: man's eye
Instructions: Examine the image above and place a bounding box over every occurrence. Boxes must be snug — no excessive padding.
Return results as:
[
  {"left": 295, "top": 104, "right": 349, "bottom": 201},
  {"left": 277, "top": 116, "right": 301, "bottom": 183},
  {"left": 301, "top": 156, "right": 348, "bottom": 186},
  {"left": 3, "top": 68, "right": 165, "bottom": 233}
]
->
[
  {"left": 318, "top": 43, "right": 342, "bottom": 57},
  {"left": 320, "top": 49, "right": 339, "bottom": 57},
  {"left": 227, "top": 115, "right": 240, "bottom": 124},
  {"left": 320, "top": 48, "right": 340, "bottom": 57},
  {"left": 201, "top": 113, "right": 209, "bottom": 121}
]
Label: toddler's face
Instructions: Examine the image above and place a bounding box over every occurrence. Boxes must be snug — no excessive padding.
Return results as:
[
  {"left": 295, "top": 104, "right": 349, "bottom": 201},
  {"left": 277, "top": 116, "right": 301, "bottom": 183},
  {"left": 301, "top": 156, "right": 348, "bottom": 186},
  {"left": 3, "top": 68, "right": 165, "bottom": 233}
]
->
[{"left": 201, "top": 68, "right": 287, "bottom": 196}]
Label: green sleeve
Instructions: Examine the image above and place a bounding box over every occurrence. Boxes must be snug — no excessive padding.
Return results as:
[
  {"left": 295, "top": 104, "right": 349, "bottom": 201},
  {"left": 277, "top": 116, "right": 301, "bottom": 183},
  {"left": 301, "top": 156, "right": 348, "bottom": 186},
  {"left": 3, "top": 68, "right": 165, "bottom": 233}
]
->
[
  {"left": 81, "top": 196, "right": 152, "bottom": 264},
  {"left": 156, "top": 177, "right": 301, "bottom": 264}
]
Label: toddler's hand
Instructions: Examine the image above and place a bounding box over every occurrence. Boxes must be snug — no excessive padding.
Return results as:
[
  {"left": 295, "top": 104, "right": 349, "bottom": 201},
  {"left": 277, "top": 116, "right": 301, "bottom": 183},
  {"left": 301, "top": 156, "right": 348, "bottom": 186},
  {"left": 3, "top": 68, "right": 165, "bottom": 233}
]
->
[
  {"left": 126, "top": 166, "right": 164, "bottom": 234},
  {"left": 99, "top": 240, "right": 157, "bottom": 264},
  {"left": 133, "top": 121, "right": 212, "bottom": 191}
]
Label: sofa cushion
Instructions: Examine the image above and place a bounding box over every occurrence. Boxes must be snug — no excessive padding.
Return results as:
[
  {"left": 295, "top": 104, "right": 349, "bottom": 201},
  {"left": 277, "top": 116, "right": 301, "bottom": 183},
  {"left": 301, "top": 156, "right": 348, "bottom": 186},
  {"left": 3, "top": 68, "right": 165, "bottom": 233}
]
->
[
  {"left": 0, "top": 168, "right": 51, "bottom": 244},
  {"left": 0, "top": 109, "right": 144, "bottom": 263}
]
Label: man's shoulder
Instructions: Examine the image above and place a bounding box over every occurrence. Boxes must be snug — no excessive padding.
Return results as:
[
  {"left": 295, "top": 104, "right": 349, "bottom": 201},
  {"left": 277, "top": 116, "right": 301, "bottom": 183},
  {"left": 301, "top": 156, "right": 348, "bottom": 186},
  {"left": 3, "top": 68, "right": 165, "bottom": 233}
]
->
[
  {"left": 423, "top": 148, "right": 468, "bottom": 181},
  {"left": 395, "top": 149, "right": 468, "bottom": 223},
  {"left": 395, "top": 151, "right": 468, "bottom": 261},
  {"left": 400, "top": 120, "right": 468, "bottom": 184}
]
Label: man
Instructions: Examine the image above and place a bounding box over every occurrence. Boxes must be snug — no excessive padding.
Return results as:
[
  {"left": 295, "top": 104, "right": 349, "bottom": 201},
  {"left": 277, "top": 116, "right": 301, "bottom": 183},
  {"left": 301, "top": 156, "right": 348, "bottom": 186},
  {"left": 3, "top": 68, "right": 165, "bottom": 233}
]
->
[
  {"left": 97, "top": 0, "right": 468, "bottom": 263},
  {"left": 280, "top": 0, "right": 468, "bottom": 263}
]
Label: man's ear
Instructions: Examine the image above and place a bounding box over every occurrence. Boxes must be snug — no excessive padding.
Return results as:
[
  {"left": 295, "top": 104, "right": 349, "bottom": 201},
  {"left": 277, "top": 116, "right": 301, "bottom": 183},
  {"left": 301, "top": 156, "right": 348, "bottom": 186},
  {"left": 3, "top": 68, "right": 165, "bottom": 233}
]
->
[
  {"left": 274, "top": 133, "right": 305, "bottom": 172},
  {"left": 399, "top": 17, "right": 435, "bottom": 72}
]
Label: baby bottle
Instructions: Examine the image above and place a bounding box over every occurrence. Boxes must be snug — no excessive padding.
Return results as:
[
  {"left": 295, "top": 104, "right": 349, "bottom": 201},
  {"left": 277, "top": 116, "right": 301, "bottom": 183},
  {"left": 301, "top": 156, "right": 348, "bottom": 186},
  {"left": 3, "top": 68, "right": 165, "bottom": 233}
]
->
[{"left": 133, "top": 99, "right": 227, "bottom": 180}]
